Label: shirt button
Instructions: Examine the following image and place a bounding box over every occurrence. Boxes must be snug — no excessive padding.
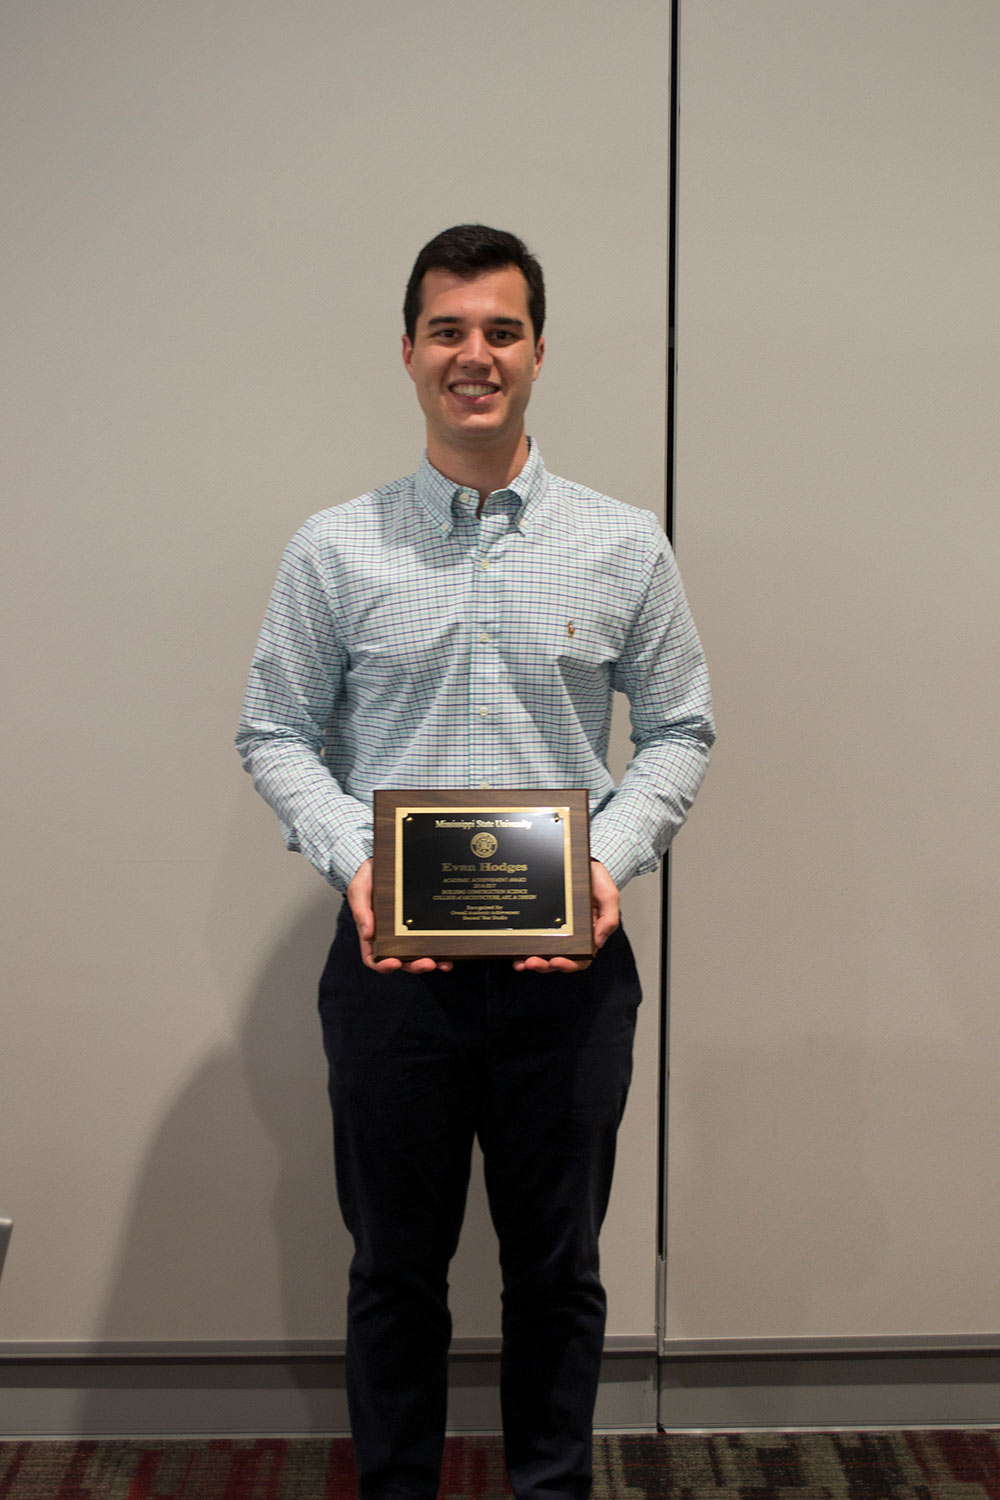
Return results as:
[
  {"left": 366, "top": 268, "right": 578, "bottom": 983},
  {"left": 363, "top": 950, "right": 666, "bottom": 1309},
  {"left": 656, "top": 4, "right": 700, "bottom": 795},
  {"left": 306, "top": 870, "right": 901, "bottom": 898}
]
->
[
  {"left": 479, "top": 706, "right": 489, "bottom": 718},
  {"left": 479, "top": 632, "right": 490, "bottom": 644},
  {"left": 479, "top": 558, "right": 490, "bottom": 571},
  {"left": 479, "top": 780, "right": 490, "bottom": 788}
]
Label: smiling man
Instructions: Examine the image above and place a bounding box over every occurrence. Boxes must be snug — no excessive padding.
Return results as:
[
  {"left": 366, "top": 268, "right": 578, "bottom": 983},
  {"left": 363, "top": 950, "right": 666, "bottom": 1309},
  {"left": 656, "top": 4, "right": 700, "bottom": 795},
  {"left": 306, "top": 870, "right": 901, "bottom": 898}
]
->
[
  {"left": 237, "top": 225, "right": 714, "bottom": 1500},
  {"left": 402, "top": 262, "right": 543, "bottom": 492}
]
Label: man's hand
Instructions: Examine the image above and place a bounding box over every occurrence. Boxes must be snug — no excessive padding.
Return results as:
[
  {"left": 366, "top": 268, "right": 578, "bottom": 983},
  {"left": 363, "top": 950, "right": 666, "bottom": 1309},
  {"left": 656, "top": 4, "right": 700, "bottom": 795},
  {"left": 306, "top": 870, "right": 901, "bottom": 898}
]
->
[
  {"left": 346, "top": 859, "right": 453, "bottom": 974},
  {"left": 512, "top": 859, "right": 620, "bottom": 974}
]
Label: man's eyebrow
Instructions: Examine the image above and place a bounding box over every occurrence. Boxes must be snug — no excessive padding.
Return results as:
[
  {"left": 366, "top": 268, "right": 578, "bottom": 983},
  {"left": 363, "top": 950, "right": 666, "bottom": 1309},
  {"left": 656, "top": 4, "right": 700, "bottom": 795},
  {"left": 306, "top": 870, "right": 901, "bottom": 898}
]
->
[{"left": 425, "top": 314, "right": 526, "bottom": 329}]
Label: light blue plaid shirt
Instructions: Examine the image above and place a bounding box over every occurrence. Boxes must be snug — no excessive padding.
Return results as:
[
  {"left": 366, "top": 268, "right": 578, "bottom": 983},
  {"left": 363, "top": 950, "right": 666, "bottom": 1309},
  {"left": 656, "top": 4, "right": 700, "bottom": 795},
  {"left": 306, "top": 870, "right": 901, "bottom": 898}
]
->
[{"left": 236, "top": 442, "right": 714, "bottom": 892}]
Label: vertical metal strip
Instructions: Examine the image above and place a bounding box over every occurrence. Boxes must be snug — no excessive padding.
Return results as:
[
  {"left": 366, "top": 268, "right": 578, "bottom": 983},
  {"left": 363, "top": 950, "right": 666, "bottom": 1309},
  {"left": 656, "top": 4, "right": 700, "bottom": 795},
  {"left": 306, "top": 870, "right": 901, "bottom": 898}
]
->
[{"left": 656, "top": 0, "right": 682, "bottom": 1377}]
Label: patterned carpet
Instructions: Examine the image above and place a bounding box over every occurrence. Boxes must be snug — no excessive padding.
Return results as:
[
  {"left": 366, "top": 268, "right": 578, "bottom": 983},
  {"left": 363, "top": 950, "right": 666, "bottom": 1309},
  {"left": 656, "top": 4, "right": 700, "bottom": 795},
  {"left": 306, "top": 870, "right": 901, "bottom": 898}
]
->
[{"left": 2, "top": 1430, "right": 1000, "bottom": 1499}]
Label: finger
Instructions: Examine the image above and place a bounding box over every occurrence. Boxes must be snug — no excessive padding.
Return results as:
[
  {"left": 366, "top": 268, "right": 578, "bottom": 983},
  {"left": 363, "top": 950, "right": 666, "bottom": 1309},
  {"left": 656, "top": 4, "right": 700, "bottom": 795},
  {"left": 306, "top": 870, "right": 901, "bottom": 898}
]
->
[
  {"left": 593, "top": 909, "right": 620, "bottom": 950},
  {"left": 362, "top": 953, "right": 402, "bottom": 973},
  {"left": 356, "top": 921, "right": 399, "bottom": 974},
  {"left": 358, "top": 953, "right": 453, "bottom": 975},
  {"left": 512, "top": 955, "right": 590, "bottom": 974}
]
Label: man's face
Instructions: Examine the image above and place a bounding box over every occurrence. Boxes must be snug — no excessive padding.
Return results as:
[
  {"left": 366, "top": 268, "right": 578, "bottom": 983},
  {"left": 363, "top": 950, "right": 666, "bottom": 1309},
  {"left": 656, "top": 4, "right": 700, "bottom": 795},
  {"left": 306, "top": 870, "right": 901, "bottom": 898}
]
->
[{"left": 402, "top": 265, "right": 544, "bottom": 461}]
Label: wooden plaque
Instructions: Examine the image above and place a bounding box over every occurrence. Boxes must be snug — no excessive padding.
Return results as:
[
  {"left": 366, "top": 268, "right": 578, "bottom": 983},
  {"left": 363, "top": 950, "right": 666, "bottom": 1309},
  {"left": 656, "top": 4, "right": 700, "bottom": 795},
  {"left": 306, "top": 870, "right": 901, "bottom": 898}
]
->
[{"left": 372, "top": 789, "right": 594, "bottom": 961}]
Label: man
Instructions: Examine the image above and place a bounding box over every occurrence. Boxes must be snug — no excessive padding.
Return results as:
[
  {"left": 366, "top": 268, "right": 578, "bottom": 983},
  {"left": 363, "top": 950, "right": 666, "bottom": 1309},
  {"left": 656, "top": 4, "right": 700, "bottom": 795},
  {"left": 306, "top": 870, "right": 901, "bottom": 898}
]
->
[{"left": 237, "top": 225, "right": 713, "bottom": 1500}]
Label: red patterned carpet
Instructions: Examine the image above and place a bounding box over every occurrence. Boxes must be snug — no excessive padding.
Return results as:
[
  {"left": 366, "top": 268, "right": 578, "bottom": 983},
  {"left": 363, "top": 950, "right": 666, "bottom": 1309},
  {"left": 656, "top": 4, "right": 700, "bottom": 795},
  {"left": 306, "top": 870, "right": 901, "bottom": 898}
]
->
[{"left": 2, "top": 1431, "right": 1000, "bottom": 1499}]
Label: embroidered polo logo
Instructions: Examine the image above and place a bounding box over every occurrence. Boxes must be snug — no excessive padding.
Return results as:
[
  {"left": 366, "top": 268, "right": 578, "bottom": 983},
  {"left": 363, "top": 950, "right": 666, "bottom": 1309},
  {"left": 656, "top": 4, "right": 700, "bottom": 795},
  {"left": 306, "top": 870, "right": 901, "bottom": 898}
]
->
[{"left": 566, "top": 621, "right": 576, "bottom": 637}]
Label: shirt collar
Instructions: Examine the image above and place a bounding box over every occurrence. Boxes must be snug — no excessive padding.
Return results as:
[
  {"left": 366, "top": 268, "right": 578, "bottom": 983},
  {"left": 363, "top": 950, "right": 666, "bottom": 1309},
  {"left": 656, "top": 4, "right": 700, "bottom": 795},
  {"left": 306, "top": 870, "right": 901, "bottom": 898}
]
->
[{"left": 414, "top": 439, "right": 548, "bottom": 536}]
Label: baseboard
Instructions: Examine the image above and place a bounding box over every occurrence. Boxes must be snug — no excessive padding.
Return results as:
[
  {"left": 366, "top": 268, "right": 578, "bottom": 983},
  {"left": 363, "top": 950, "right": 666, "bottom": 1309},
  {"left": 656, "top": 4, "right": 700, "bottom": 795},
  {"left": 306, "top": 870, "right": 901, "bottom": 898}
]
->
[
  {"left": 0, "top": 1348, "right": 657, "bottom": 1440},
  {"left": 3, "top": 1346, "right": 999, "bottom": 1439},
  {"left": 659, "top": 1350, "right": 1000, "bottom": 1430}
]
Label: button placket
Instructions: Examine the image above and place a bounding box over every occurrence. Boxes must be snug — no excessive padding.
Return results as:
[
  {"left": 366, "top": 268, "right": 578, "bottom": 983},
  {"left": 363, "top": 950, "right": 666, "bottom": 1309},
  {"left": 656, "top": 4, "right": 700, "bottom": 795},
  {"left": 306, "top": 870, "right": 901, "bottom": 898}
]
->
[{"left": 468, "top": 513, "right": 502, "bottom": 788}]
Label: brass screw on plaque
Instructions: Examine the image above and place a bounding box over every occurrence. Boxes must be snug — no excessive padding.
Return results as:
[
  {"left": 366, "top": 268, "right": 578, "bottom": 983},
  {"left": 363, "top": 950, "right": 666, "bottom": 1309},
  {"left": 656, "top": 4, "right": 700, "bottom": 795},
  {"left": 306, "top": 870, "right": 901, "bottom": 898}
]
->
[{"left": 554, "top": 917, "right": 563, "bottom": 925}]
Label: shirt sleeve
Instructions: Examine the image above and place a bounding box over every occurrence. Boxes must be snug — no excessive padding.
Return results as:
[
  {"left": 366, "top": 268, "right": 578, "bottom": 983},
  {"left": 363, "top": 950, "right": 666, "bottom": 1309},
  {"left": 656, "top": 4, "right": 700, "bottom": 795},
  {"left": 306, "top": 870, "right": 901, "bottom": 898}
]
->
[
  {"left": 235, "top": 523, "right": 373, "bottom": 892},
  {"left": 587, "top": 523, "right": 715, "bottom": 890}
]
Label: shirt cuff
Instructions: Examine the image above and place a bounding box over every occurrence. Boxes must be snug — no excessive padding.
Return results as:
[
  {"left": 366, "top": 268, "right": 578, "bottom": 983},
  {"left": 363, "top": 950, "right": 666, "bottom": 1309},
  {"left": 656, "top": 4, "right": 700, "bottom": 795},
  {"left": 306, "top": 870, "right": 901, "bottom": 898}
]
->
[
  {"left": 328, "top": 826, "right": 374, "bottom": 893},
  {"left": 588, "top": 825, "right": 638, "bottom": 892}
]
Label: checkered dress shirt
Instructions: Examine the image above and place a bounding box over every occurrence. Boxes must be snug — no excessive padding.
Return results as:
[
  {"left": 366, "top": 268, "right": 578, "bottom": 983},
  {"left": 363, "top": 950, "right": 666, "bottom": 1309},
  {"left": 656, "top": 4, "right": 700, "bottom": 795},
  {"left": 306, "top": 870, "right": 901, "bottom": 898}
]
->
[{"left": 236, "top": 442, "right": 714, "bottom": 892}]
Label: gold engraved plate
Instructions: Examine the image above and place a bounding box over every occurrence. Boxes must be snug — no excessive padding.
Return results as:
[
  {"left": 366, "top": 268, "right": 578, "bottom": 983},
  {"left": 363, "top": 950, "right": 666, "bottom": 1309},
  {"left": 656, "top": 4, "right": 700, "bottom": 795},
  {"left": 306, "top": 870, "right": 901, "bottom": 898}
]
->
[{"left": 372, "top": 789, "right": 593, "bottom": 961}]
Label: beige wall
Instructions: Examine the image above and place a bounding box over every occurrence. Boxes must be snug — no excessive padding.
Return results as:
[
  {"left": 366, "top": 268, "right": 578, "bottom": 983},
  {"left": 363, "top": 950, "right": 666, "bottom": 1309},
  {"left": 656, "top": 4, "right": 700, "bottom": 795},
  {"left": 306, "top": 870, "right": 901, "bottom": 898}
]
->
[
  {"left": 8, "top": 0, "right": 992, "bottom": 1364},
  {"left": 0, "top": 0, "right": 670, "bottom": 1345},
  {"left": 668, "top": 0, "right": 1000, "bottom": 1339}
]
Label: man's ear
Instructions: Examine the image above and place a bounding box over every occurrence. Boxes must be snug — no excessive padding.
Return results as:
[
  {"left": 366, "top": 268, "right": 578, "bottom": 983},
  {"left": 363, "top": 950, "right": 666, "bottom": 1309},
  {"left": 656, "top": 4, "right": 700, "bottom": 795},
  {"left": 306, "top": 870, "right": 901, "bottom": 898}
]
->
[
  {"left": 401, "top": 334, "right": 415, "bottom": 381},
  {"left": 533, "top": 335, "right": 545, "bottom": 380}
]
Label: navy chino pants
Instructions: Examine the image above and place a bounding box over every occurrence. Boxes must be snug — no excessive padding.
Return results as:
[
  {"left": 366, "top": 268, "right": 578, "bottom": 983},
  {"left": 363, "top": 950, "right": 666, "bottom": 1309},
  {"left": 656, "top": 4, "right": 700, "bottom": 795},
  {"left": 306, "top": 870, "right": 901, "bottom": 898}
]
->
[{"left": 318, "top": 902, "right": 641, "bottom": 1500}]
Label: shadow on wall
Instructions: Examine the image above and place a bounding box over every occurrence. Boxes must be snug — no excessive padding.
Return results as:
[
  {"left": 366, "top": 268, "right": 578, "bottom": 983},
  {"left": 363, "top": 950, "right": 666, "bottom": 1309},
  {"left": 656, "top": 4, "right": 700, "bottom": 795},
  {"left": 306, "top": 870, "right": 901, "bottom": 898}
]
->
[
  {"left": 85, "top": 894, "right": 348, "bottom": 1364},
  {"left": 81, "top": 833, "right": 504, "bottom": 1431}
]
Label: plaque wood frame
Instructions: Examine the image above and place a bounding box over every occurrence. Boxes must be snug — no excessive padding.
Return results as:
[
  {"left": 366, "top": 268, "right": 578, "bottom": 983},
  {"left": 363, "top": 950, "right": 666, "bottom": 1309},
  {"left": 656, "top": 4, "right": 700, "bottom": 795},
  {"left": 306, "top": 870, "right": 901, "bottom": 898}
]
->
[{"left": 372, "top": 789, "right": 594, "bottom": 961}]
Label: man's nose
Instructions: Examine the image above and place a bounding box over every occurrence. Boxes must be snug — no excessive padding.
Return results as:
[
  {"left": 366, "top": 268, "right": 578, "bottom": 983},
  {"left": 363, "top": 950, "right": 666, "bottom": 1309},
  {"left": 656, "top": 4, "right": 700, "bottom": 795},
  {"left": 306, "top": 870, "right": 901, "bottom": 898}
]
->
[{"left": 458, "top": 329, "right": 490, "bottom": 365}]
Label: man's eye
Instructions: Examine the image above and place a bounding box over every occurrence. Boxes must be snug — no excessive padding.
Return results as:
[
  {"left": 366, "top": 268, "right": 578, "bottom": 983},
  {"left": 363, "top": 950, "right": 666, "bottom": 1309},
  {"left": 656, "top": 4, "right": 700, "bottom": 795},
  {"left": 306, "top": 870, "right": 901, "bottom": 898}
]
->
[{"left": 491, "top": 330, "right": 514, "bottom": 342}]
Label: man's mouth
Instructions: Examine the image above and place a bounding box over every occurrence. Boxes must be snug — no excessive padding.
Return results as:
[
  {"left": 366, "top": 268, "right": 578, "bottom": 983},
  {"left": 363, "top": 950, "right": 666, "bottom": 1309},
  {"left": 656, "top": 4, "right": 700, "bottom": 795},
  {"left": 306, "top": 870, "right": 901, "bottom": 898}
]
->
[{"left": 450, "top": 383, "right": 498, "bottom": 397}]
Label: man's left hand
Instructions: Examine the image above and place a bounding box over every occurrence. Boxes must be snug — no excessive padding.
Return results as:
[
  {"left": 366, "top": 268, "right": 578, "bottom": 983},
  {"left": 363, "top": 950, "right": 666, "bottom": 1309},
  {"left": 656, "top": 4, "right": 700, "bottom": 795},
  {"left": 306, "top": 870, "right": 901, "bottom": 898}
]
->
[{"left": 512, "top": 859, "right": 619, "bottom": 974}]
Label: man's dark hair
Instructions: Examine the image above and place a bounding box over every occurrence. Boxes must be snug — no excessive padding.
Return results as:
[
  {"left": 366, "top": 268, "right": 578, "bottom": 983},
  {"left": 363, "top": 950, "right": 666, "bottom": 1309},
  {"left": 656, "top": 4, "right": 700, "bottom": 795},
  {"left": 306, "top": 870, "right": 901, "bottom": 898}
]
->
[{"left": 403, "top": 224, "right": 546, "bottom": 343}]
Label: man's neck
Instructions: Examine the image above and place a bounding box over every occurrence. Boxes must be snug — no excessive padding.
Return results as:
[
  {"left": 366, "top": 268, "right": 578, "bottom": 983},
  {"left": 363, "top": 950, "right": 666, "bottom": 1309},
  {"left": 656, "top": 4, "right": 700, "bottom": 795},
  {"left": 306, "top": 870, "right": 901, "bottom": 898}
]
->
[{"left": 425, "top": 432, "right": 529, "bottom": 501}]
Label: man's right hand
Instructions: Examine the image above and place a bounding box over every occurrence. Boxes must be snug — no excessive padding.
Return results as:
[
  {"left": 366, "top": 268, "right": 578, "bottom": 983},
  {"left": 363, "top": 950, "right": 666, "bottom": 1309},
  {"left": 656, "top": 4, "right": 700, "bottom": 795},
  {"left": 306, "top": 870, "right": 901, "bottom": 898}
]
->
[{"left": 347, "top": 859, "right": 453, "bottom": 974}]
